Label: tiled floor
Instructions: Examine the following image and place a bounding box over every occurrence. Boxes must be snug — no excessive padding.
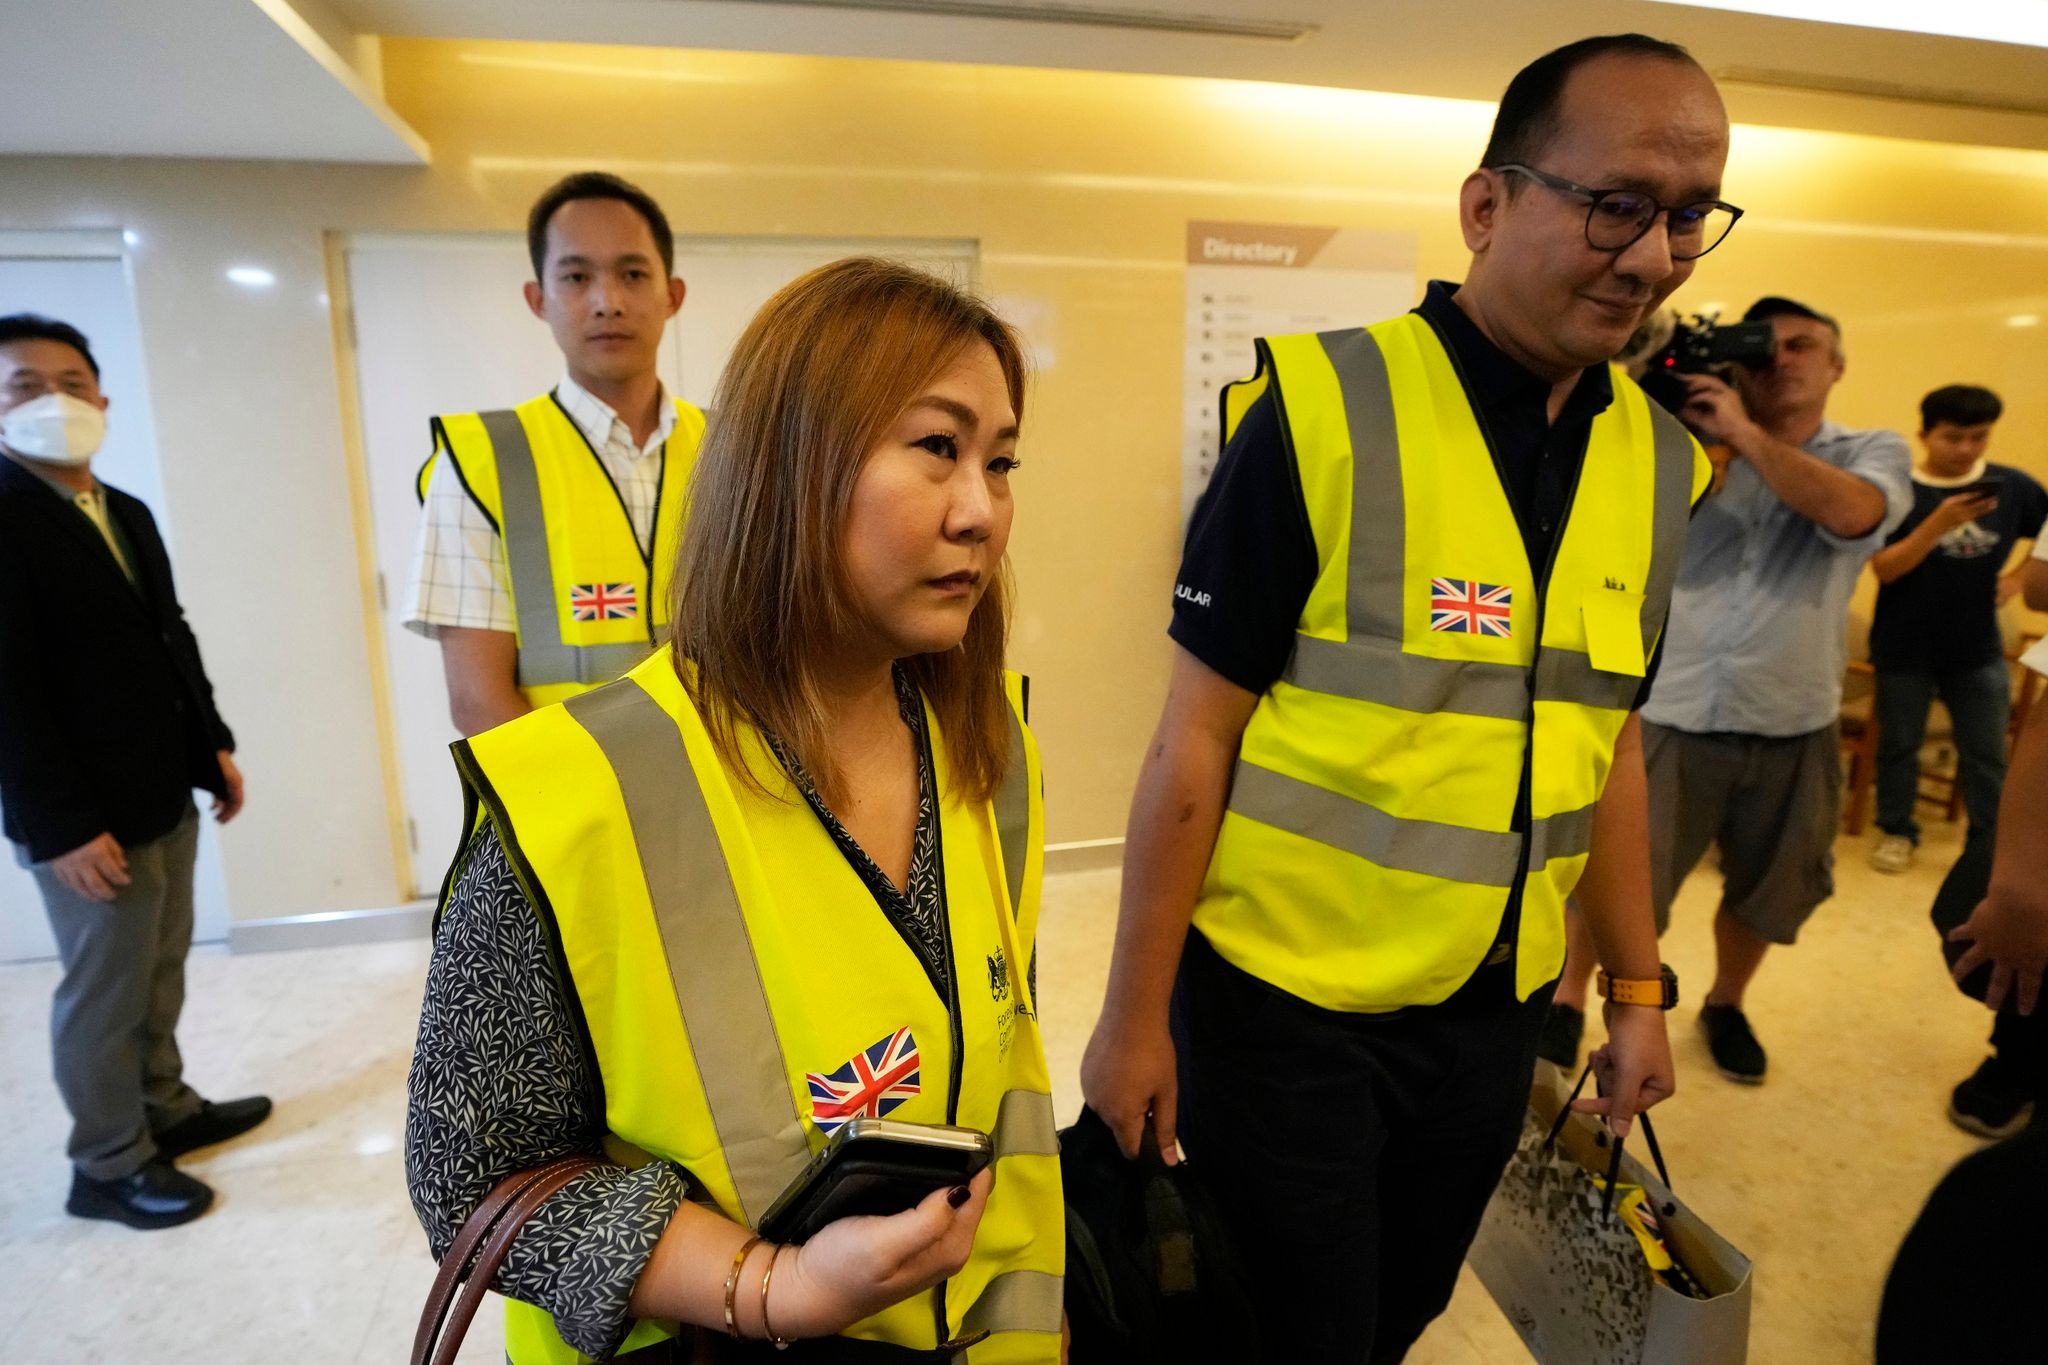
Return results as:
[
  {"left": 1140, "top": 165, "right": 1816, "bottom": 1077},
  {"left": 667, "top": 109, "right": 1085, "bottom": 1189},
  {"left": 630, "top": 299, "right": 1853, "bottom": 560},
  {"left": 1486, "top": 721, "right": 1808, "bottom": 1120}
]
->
[{"left": 0, "top": 817, "right": 1996, "bottom": 1363}]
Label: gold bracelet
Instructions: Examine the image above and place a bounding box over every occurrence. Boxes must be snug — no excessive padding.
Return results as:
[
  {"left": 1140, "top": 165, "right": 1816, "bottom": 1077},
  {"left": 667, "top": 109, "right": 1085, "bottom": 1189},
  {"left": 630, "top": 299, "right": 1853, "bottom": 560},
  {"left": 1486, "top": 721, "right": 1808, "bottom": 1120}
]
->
[
  {"left": 759, "top": 1242, "right": 792, "bottom": 1350},
  {"left": 724, "top": 1236, "right": 762, "bottom": 1339}
]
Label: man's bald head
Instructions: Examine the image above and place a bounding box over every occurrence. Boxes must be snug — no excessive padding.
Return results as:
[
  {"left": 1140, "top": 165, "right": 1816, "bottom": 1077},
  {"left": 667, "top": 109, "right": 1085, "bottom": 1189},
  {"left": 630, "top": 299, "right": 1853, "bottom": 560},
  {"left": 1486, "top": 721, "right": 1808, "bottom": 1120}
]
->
[{"left": 1481, "top": 33, "right": 1707, "bottom": 173}]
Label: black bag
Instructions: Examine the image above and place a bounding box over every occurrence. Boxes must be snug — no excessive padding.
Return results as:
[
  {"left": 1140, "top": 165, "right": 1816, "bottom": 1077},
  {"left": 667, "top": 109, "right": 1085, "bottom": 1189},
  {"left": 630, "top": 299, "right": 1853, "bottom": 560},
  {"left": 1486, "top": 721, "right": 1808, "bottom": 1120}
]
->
[
  {"left": 1930, "top": 830, "right": 1996, "bottom": 1003},
  {"left": 1058, "top": 1107, "right": 1263, "bottom": 1364}
]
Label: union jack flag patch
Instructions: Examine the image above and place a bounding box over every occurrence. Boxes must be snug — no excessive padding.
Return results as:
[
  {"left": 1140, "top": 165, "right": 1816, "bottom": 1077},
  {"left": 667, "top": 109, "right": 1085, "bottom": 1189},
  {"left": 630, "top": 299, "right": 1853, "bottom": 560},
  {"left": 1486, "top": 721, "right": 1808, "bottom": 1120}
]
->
[
  {"left": 806, "top": 1027, "right": 922, "bottom": 1136},
  {"left": 1429, "top": 577, "right": 1513, "bottom": 638},
  {"left": 568, "top": 582, "right": 638, "bottom": 621}
]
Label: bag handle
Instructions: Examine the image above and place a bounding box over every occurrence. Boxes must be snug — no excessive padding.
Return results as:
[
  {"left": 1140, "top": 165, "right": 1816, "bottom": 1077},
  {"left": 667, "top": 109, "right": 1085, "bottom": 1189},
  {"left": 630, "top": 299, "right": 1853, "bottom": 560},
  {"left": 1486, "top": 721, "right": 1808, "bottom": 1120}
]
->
[
  {"left": 1544, "top": 1064, "right": 1672, "bottom": 1220},
  {"left": 411, "top": 1154, "right": 603, "bottom": 1365}
]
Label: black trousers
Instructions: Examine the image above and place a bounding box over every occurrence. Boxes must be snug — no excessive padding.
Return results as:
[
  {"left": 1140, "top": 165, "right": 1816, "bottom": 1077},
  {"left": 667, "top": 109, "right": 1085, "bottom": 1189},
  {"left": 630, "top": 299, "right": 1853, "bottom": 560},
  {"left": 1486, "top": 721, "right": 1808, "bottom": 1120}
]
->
[
  {"left": 1170, "top": 930, "right": 1552, "bottom": 1365},
  {"left": 1931, "top": 830, "right": 2048, "bottom": 1101},
  {"left": 1874, "top": 823, "right": 2048, "bottom": 1363}
]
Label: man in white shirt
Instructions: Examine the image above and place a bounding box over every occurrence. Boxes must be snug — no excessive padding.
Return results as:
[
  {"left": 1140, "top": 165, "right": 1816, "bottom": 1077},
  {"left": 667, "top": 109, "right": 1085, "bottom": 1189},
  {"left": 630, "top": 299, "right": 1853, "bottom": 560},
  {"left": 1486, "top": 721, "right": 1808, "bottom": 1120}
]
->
[{"left": 405, "top": 172, "right": 706, "bottom": 733}]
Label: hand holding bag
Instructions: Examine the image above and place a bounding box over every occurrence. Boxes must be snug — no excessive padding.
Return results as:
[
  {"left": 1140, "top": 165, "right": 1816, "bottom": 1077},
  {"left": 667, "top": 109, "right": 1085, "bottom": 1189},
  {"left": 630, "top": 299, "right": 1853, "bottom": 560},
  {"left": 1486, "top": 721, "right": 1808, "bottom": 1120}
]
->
[{"left": 1467, "top": 1064, "right": 1753, "bottom": 1365}]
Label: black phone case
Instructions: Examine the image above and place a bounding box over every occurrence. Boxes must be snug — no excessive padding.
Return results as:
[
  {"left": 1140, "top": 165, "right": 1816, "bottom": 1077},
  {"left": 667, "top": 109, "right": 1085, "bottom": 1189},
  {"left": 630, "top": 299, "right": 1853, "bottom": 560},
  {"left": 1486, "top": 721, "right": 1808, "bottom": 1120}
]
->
[{"left": 760, "top": 1138, "right": 991, "bottom": 1244}]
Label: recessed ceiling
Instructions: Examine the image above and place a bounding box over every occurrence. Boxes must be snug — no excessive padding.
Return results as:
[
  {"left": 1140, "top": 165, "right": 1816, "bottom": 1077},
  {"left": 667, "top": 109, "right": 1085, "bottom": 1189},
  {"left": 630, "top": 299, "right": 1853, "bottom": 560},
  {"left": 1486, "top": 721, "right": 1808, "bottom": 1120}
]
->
[
  {"left": 333, "top": 0, "right": 2048, "bottom": 146},
  {"left": 6, "top": 0, "right": 2048, "bottom": 164},
  {"left": 0, "top": 0, "right": 426, "bottom": 163}
]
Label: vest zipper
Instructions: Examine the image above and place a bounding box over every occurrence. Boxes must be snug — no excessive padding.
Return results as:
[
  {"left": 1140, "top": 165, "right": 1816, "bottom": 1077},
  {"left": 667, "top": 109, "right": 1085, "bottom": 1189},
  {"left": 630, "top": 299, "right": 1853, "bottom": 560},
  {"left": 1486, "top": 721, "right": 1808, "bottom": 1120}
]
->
[
  {"left": 919, "top": 716, "right": 966, "bottom": 1349},
  {"left": 640, "top": 438, "right": 667, "bottom": 649},
  {"left": 546, "top": 389, "right": 666, "bottom": 647},
  {"left": 1419, "top": 312, "right": 1596, "bottom": 980},
  {"left": 1499, "top": 447, "right": 1593, "bottom": 969}
]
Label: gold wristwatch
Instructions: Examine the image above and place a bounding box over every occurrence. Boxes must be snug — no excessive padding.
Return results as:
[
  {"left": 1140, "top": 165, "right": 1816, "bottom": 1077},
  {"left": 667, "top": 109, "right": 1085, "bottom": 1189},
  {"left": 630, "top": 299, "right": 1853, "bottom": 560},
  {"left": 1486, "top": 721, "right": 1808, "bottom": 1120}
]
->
[{"left": 1597, "top": 963, "right": 1679, "bottom": 1010}]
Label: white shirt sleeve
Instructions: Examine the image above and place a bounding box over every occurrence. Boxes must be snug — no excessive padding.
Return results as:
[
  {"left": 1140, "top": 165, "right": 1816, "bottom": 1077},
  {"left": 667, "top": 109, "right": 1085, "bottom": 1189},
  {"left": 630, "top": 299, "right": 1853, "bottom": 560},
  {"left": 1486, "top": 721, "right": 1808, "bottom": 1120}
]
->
[{"left": 402, "top": 451, "right": 516, "bottom": 637}]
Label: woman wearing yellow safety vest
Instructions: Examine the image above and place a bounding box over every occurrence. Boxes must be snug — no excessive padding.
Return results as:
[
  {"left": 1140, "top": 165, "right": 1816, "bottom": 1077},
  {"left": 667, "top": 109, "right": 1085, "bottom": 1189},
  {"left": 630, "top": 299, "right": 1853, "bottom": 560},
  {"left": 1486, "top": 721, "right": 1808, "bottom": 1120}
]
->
[{"left": 406, "top": 257, "right": 1063, "bottom": 1364}]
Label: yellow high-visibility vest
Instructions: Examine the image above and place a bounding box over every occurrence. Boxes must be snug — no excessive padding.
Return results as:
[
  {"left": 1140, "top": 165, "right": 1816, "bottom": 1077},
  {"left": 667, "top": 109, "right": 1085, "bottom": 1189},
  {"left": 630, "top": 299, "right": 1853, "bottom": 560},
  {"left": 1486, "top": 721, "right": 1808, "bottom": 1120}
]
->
[
  {"left": 417, "top": 391, "right": 706, "bottom": 707},
  {"left": 455, "top": 654, "right": 1062, "bottom": 1363},
  {"left": 1195, "top": 313, "right": 1708, "bottom": 1012}
]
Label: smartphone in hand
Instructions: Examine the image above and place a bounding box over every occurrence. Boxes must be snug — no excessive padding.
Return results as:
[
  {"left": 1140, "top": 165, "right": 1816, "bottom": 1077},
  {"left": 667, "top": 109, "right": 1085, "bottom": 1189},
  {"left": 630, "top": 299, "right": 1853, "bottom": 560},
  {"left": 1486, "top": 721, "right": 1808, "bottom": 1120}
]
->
[
  {"left": 759, "top": 1119, "right": 993, "bottom": 1244},
  {"left": 1960, "top": 473, "right": 2006, "bottom": 504}
]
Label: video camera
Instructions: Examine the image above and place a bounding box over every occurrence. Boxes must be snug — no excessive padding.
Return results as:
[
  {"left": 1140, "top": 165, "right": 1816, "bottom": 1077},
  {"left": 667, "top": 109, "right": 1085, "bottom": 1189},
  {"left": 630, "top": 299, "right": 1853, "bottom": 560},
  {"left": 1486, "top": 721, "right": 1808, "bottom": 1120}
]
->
[{"left": 1621, "top": 312, "right": 1777, "bottom": 419}]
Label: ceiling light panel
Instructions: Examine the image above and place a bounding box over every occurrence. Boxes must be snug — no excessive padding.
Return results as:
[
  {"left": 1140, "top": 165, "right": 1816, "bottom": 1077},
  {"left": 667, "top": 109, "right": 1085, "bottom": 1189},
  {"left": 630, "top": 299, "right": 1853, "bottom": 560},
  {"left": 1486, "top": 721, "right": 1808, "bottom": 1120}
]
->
[
  {"left": 677, "top": 0, "right": 1316, "bottom": 41},
  {"left": 1642, "top": 0, "right": 2048, "bottom": 49}
]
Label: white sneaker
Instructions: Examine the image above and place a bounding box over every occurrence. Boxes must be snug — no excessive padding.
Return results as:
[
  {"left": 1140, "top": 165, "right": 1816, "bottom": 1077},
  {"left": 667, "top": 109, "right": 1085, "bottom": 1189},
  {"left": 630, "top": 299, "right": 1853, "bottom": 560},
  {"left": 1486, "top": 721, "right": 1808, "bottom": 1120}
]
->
[{"left": 1870, "top": 834, "right": 1915, "bottom": 874}]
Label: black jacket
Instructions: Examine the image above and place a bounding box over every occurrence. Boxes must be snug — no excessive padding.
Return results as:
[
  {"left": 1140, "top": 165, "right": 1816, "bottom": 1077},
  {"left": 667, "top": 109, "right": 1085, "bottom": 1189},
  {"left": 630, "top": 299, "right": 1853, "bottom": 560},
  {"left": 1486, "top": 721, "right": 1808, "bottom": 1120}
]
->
[{"left": 0, "top": 454, "right": 233, "bottom": 862}]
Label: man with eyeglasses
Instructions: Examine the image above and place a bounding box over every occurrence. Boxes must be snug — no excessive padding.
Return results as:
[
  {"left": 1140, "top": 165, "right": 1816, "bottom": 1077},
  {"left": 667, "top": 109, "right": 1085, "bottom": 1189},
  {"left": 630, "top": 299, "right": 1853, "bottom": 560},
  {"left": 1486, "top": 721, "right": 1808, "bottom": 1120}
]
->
[
  {"left": 1546, "top": 297, "right": 1909, "bottom": 1086},
  {"left": 1083, "top": 34, "right": 1726, "bottom": 1362}
]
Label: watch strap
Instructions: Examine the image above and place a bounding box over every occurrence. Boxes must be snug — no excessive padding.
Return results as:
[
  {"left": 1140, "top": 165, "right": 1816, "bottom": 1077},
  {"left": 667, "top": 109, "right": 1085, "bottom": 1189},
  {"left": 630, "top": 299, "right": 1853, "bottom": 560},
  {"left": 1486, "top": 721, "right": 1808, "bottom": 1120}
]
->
[{"left": 1598, "top": 965, "right": 1678, "bottom": 1009}]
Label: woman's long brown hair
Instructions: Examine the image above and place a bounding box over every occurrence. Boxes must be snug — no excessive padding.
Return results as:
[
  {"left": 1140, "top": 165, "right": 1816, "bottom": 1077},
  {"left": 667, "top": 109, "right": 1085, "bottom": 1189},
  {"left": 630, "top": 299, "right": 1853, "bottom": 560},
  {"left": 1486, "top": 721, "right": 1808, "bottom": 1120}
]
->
[{"left": 670, "top": 256, "right": 1026, "bottom": 809}]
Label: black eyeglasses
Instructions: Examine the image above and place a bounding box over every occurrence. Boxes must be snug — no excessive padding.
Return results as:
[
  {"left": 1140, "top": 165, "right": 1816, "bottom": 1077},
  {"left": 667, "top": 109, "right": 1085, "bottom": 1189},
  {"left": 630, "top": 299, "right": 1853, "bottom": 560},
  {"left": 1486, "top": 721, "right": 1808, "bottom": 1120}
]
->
[{"left": 1493, "top": 163, "right": 1743, "bottom": 261}]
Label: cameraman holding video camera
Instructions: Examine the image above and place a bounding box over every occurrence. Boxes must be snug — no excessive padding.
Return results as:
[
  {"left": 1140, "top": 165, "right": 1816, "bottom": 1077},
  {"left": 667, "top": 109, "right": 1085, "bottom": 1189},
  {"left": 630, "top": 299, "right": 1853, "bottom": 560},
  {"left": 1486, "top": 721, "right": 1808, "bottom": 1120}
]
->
[{"left": 1548, "top": 298, "right": 1911, "bottom": 1084}]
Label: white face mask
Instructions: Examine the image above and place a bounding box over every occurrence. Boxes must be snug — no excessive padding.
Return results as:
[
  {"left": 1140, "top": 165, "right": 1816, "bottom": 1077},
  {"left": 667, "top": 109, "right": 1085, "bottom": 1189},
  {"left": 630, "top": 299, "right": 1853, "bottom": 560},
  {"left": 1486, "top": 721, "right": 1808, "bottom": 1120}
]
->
[{"left": 1, "top": 392, "right": 106, "bottom": 467}]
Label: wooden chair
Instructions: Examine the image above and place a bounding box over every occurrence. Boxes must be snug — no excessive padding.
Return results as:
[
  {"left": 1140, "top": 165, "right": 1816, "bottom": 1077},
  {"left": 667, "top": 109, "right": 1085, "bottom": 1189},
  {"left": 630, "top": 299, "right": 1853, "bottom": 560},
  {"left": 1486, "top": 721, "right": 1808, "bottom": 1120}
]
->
[
  {"left": 1913, "top": 701, "right": 1962, "bottom": 825},
  {"left": 1839, "top": 660, "right": 1878, "bottom": 834}
]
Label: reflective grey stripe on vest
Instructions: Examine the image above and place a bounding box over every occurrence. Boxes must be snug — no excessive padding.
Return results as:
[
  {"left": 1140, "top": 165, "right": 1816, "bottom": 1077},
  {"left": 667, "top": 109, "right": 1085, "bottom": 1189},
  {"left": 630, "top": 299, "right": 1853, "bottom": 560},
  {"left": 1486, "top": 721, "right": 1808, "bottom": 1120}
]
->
[
  {"left": 1323, "top": 328, "right": 1405, "bottom": 642},
  {"left": 993, "top": 700, "right": 1030, "bottom": 923},
  {"left": 1533, "top": 648, "right": 1639, "bottom": 711},
  {"left": 1231, "top": 759, "right": 1521, "bottom": 886},
  {"left": 1289, "top": 634, "right": 1645, "bottom": 715},
  {"left": 562, "top": 680, "right": 810, "bottom": 1225},
  {"left": 960, "top": 1269, "right": 1064, "bottom": 1337},
  {"left": 1640, "top": 400, "right": 1698, "bottom": 649},
  {"left": 1284, "top": 634, "right": 1530, "bottom": 719},
  {"left": 992, "top": 1088, "right": 1059, "bottom": 1157},
  {"left": 481, "top": 409, "right": 664, "bottom": 690},
  {"left": 1529, "top": 800, "right": 1599, "bottom": 869},
  {"left": 1229, "top": 760, "right": 1599, "bottom": 883}
]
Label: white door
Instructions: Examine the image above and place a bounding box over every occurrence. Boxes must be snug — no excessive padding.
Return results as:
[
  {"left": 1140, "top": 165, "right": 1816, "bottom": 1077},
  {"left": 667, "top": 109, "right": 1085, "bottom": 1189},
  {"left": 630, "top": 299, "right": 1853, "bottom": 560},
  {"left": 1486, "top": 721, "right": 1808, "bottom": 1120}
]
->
[
  {"left": 343, "top": 235, "right": 975, "bottom": 896},
  {"left": 0, "top": 232, "right": 234, "bottom": 962}
]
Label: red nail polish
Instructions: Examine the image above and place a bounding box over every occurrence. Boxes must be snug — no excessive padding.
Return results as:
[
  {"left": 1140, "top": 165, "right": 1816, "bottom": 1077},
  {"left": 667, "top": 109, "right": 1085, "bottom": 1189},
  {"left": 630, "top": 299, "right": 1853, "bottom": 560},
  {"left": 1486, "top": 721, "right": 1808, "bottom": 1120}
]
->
[{"left": 947, "top": 1185, "right": 970, "bottom": 1208}]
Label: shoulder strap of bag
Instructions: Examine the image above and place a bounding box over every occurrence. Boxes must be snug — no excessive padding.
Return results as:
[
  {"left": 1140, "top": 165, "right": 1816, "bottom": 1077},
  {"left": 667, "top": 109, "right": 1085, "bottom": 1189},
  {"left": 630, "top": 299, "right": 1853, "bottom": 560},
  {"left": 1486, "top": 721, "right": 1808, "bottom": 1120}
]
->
[{"left": 411, "top": 1154, "right": 603, "bottom": 1365}]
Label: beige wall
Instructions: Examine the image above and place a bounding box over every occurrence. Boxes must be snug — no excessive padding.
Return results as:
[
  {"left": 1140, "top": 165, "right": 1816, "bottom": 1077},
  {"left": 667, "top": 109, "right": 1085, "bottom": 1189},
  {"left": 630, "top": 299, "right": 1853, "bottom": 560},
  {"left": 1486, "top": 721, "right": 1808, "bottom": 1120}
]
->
[{"left": 4, "top": 39, "right": 2046, "bottom": 921}]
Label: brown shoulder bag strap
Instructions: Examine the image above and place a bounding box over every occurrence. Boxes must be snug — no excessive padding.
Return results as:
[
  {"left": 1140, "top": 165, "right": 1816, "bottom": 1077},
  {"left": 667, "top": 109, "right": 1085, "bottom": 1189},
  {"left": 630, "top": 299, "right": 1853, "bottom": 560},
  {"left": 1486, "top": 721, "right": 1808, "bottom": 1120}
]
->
[{"left": 412, "top": 1154, "right": 603, "bottom": 1365}]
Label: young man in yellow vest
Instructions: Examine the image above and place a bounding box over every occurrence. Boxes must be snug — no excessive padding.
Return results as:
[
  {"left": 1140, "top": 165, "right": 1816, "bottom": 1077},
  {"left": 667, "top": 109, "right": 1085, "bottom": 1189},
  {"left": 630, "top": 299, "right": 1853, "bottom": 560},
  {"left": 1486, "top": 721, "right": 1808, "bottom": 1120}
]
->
[
  {"left": 403, "top": 172, "right": 708, "bottom": 734},
  {"left": 1082, "top": 35, "right": 1728, "bottom": 1362}
]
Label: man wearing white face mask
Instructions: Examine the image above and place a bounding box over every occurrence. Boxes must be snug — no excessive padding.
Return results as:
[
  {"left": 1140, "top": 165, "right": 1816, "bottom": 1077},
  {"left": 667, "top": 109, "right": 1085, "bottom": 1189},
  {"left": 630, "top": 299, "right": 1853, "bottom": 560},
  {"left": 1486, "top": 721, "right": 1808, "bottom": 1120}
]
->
[{"left": 0, "top": 314, "right": 269, "bottom": 1230}]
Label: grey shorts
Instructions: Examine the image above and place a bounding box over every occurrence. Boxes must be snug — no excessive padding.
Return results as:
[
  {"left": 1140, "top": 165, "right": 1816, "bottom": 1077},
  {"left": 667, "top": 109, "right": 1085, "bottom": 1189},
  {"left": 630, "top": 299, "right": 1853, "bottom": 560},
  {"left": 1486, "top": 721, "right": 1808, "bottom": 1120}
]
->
[{"left": 1643, "top": 721, "right": 1841, "bottom": 945}]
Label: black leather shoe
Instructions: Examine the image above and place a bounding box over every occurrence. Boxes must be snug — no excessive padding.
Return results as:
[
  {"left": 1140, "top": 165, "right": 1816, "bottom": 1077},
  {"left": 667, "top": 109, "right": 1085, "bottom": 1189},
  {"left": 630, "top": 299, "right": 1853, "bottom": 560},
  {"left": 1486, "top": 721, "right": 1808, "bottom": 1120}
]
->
[
  {"left": 153, "top": 1095, "right": 273, "bottom": 1159},
  {"left": 67, "top": 1159, "right": 214, "bottom": 1229}
]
